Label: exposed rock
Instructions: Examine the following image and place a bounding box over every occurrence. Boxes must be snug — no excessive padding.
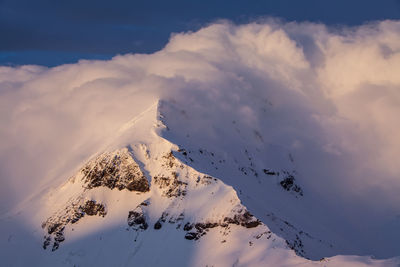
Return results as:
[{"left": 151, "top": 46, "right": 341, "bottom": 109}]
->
[
  {"left": 42, "top": 149, "right": 152, "bottom": 251},
  {"left": 195, "top": 222, "right": 219, "bottom": 230},
  {"left": 162, "top": 151, "right": 176, "bottom": 169},
  {"left": 43, "top": 236, "right": 51, "bottom": 249},
  {"left": 184, "top": 232, "right": 199, "bottom": 240},
  {"left": 286, "top": 235, "right": 306, "bottom": 258},
  {"left": 195, "top": 175, "right": 217, "bottom": 186},
  {"left": 280, "top": 175, "right": 303, "bottom": 196},
  {"left": 43, "top": 146, "right": 271, "bottom": 254},
  {"left": 183, "top": 222, "right": 193, "bottom": 231},
  {"left": 154, "top": 158, "right": 188, "bottom": 198},
  {"left": 128, "top": 205, "right": 263, "bottom": 241},
  {"left": 263, "top": 169, "right": 277, "bottom": 175},
  {"left": 223, "top": 211, "right": 261, "bottom": 228},
  {"left": 47, "top": 223, "right": 62, "bottom": 235},
  {"left": 128, "top": 211, "right": 148, "bottom": 230},
  {"left": 52, "top": 242, "right": 60, "bottom": 252},
  {"left": 81, "top": 149, "right": 149, "bottom": 192},
  {"left": 263, "top": 212, "right": 329, "bottom": 259},
  {"left": 181, "top": 212, "right": 260, "bottom": 241},
  {"left": 81, "top": 200, "right": 107, "bottom": 217},
  {"left": 42, "top": 200, "right": 107, "bottom": 251},
  {"left": 154, "top": 221, "right": 162, "bottom": 230}
]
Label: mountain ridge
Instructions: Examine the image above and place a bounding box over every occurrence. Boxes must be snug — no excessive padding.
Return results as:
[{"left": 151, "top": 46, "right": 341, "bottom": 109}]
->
[{"left": 1, "top": 101, "right": 398, "bottom": 266}]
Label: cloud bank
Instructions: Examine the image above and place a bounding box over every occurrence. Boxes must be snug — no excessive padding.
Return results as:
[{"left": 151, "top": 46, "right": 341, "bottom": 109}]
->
[{"left": 1, "top": 19, "right": 400, "bottom": 257}]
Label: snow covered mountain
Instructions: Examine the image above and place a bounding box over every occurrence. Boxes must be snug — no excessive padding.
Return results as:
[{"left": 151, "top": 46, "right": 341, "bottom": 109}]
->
[
  {"left": 1, "top": 20, "right": 400, "bottom": 266},
  {"left": 1, "top": 102, "right": 397, "bottom": 266}
]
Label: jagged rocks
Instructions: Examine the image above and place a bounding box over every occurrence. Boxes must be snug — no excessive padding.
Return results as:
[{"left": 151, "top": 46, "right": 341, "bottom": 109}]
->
[
  {"left": 154, "top": 212, "right": 168, "bottom": 229},
  {"left": 46, "top": 223, "right": 63, "bottom": 235},
  {"left": 280, "top": 175, "right": 303, "bottom": 196},
  {"left": 127, "top": 208, "right": 148, "bottom": 230},
  {"left": 180, "top": 210, "right": 261, "bottom": 241},
  {"left": 154, "top": 164, "right": 187, "bottom": 198},
  {"left": 80, "top": 200, "right": 107, "bottom": 217},
  {"left": 81, "top": 149, "right": 149, "bottom": 192},
  {"left": 183, "top": 222, "right": 219, "bottom": 240},
  {"left": 184, "top": 232, "right": 199, "bottom": 240},
  {"left": 126, "top": 179, "right": 149, "bottom": 192},
  {"left": 261, "top": 168, "right": 304, "bottom": 197},
  {"left": 41, "top": 148, "right": 154, "bottom": 251},
  {"left": 42, "top": 144, "right": 273, "bottom": 255},
  {"left": 183, "top": 222, "right": 193, "bottom": 231},
  {"left": 155, "top": 152, "right": 188, "bottom": 198},
  {"left": 286, "top": 235, "right": 306, "bottom": 258},
  {"left": 125, "top": 202, "right": 262, "bottom": 242},
  {"left": 42, "top": 200, "right": 107, "bottom": 251},
  {"left": 195, "top": 175, "right": 217, "bottom": 186},
  {"left": 168, "top": 213, "right": 184, "bottom": 225},
  {"left": 182, "top": 213, "right": 260, "bottom": 241},
  {"left": 223, "top": 211, "right": 261, "bottom": 229},
  {"left": 162, "top": 151, "right": 176, "bottom": 169},
  {"left": 43, "top": 236, "right": 51, "bottom": 249}
]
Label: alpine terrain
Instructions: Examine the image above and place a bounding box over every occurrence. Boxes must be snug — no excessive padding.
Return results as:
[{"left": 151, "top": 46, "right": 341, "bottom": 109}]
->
[{"left": 1, "top": 21, "right": 400, "bottom": 266}]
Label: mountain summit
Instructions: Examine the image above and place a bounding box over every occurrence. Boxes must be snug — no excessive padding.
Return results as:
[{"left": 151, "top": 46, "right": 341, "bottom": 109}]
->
[{"left": 1, "top": 20, "right": 400, "bottom": 266}]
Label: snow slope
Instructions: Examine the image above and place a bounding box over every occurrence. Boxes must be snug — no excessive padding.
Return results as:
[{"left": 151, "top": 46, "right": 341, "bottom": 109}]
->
[
  {"left": 1, "top": 20, "right": 400, "bottom": 266},
  {"left": 0, "top": 102, "right": 398, "bottom": 266}
]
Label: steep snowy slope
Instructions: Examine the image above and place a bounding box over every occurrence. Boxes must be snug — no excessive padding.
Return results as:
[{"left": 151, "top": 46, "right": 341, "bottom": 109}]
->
[
  {"left": 1, "top": 102, "right": 399, "bottom": 266},
  {"left": 1, "top": 20, "right": 400, "bottom": 266}
]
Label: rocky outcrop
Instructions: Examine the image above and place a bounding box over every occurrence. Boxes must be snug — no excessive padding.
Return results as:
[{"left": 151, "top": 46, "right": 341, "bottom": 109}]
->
[
  {"left": 279, "top": 173, "right": 303, "bottom": 196},
  {"left": 127, "top": 201, "right": 261, "bottom": 241},
  {"left": 222, "top": 210, "right": 262, "bottom": 228},
  {"left": 80, "top": 200, "right": 107, "bottom": 217},
  {"left": 41, "top": 147, "right": 301, "bottom": 258},
  {"left": 127, "top": 204, "right": 148, "bottom": 231},
  {"left": 42, "top": 148, "right": 149, "bottom": 251},
  {"left": 181, "top": 209, "right": 261, "bottom": 241},
  {"left": 261, "top": 168, "right": 304, "bottom": 197},
  {"left": 153, "top": 152, "right": 188, "bottom": 198},
  {"left": 81, "top": 149, "right": 149, "bottom": 192},
  {"left": 42, "top": 200, "right": 107, "bottom": 251},
  {"left": 153, "top": 173, "right": 187, "bottom": 198}
]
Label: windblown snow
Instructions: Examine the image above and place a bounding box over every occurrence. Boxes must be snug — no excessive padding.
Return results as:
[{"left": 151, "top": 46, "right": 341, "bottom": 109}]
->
[{"left": 1, "top": 20, "right": 400, "bottom": 266}]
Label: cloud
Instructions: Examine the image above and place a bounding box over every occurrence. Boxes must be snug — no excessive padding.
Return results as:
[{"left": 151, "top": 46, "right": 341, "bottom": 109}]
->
[
  {"left": 156, "top": 20, "right": 400, "bottom": 201},
  {"left": 1, "top": 19, "right": 400, "bottom": 257}
]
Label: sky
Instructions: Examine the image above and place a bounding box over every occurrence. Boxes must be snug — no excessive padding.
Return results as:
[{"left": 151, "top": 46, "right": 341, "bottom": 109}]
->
[{"left": 1, "top": 0, "right": 400, "bottom": 66}]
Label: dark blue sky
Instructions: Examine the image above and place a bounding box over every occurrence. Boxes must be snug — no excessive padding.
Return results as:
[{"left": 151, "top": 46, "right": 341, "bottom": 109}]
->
[{"left": 1, "top": 0, "right": 399, "bottom": 66}]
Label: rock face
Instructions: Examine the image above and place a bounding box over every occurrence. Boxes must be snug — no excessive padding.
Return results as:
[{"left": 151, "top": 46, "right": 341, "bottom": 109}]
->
[
  {"left": 127, "top": 204, "right": 148, "bottom": 231},
  {"left": 124, "top": 150, "right": 263, "bottom": 242},
  {"left": 41, "top": 147, "right": 312, "bottom": 259},
  {"left": 42, "top": 148, "right": 149, "bottom": 251},
  {"left": 81, "top": 149, "right": 149, "bottom": 192},
  {"left": 42, "top": 199, "right": 107, "bottom": 251},
  {"left": 181, "top": 210, "right": 262, "bottom": 241},
  {"left": 80, "top": 200, "right": 107, "bottom": 217},
  {"left": 127, "top": 200, "right": 262, "bottom": 242}
]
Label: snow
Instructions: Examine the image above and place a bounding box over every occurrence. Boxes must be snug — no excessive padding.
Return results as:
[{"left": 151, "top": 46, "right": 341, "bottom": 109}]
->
[{"left": 1, "top": 20, "right": 400, "bottom": 266}]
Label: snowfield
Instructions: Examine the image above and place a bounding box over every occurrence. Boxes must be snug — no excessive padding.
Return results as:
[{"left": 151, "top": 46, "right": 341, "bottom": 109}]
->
[{"left": 1, "top": 20, "right": 400, "bottom": 266}]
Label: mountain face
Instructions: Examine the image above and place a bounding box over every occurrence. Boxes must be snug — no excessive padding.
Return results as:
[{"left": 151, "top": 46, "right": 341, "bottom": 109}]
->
[
  {"left": 0, "top": 102, "right": 397, "bottom": 266},
  {"left": 36, "top": 104, "right": 315, "bottom": 265},
  {"left": 1, "top": 20, "right": 400, "bottom": 266}
]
